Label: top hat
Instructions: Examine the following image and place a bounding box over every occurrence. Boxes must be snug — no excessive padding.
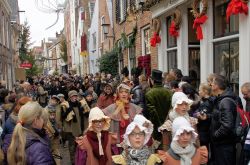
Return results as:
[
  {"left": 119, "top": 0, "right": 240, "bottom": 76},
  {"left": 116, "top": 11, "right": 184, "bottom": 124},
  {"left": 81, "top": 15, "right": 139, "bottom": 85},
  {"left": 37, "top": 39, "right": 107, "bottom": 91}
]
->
[{"left": 151, "top": 69, "right": 163, "bottom": 83}]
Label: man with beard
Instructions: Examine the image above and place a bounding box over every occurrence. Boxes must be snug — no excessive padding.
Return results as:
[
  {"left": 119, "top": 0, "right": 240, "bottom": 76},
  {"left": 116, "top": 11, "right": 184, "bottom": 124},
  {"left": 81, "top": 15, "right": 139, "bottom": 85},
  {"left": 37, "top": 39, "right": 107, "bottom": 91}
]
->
[
  {"left": 97, "top": 83, "right": 114, "bottom": 109},
  {"left": 61, "top": 90, "right": 84, "bottom": 164}
]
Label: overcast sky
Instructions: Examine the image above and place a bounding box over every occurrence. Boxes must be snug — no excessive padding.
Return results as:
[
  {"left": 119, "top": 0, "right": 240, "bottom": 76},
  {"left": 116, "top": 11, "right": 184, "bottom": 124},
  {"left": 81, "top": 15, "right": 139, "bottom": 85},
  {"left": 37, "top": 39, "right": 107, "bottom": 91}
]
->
[{"left": 18, "top": 0, "right": 64, "bottom": 47}]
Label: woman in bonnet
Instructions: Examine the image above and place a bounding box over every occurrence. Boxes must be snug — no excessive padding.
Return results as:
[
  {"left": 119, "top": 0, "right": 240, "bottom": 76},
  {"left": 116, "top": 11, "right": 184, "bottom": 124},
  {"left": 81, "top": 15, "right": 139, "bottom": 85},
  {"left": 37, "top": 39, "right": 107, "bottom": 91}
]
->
[
  {"left": 112, "top": 114, "right": 161, "bottom": 165},
  {"left": 103, "top": 83, "right": 142, "bottom": 143},
  {"left": 75, "top": 107, "right": 117, "bottom": 165},
  {"left": 158, "top": 117, "right": 208, "bottom": 165}
]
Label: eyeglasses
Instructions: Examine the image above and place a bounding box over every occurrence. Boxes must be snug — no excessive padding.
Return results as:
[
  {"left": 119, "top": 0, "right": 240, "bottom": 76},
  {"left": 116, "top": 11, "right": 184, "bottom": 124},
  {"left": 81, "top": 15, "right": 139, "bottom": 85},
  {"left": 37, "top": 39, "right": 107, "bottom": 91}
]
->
[
  {"left": 129, "top": 131, "right": 145, "bottom": 137},
  {"left": 92, "top": 119, "right": 105, "bottom": 124}
]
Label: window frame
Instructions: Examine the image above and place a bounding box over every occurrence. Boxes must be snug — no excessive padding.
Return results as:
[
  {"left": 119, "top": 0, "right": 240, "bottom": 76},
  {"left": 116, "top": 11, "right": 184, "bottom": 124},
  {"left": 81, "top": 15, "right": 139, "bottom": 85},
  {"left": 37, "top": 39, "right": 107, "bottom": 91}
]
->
[
  {"left": 213, "top": 0, "right": 239, "bottom": 38},
  {"left": 213, "top": 39, "right": 239, "bottom": 93},
  {"left": 141, "top": 25, "right": 151, "bottom": 55}
]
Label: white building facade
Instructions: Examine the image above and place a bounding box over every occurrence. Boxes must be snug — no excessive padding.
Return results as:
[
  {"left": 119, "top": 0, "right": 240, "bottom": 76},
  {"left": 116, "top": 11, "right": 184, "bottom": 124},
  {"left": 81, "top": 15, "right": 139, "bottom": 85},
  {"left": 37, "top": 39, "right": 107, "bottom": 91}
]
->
[
  {"left": 151, "top": 0, "right": 248, "bottom": 97},
  {"left": 88, "top": 0, "right": 99, "bottom": 74}
]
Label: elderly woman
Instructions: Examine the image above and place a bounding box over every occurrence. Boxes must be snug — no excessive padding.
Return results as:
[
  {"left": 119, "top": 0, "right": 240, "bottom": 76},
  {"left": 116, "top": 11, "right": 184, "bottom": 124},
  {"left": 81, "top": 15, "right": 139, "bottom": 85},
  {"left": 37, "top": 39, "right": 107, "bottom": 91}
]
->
[
  {"left": 75, "top": 107, "right": 117, "bottom": 165},
  {"left": 112, "top": 114, "right": 161, "bottom": 165},
  {"left": 103, "top": 83, "right": 142, "bottom": 143},
  {"left": 158, "top": 117, "right": 208, "bottom": 165}
]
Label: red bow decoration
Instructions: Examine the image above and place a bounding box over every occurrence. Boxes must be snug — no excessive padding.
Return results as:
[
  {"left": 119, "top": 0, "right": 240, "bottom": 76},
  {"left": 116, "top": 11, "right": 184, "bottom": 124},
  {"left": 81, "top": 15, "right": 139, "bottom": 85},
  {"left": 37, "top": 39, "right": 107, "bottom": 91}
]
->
[
  {"left": 150, "top": 32, "right": 161, "bottom": 47},
  {"left": 226, "top": 0, "right": 248, "bottom": 22},
  {"left": 169, "top": 21, "right": 179, "bottom": 37},
  {"left": 193, "top": 15, "right": 208, "bottom": 40}
]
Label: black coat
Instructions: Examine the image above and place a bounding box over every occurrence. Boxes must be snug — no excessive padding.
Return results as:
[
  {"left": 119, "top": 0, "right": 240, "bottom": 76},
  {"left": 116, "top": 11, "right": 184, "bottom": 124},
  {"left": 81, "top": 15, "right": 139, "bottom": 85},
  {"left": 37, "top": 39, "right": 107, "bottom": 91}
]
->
[
  {"left": 131, "top": 85, "right": 144, "bottom": 107},
  {"left": 210, "top": 89, "right": 237, "bottom": 144},
  {"left": 195, "top": 96, "right": 214, "bottom": 145}
]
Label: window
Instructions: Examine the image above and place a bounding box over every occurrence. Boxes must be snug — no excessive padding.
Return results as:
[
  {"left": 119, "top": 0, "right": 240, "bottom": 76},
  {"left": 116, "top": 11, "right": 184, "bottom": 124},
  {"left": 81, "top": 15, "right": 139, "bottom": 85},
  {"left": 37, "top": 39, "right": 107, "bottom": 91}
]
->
[
  {"left": 188, "top": 8, "right": 199, "bottom": 44},
  {"left": 189, "top": 49, "right": 200, "bottom": 88},
  {"left": 115, "top": 0, "right": 127, "bottom": 23},
  {"left": 101, "top": 16, "right": 105, "bottom": 42},
  {"left": 117, "top": 40, "right": 124, "bottom": 71},
  {"left": 166, "top": 16, "right": 177, "bottom": 48},
  {"left": 6, "top": 19, "right": 9, "bottom": 48},
  {"left": 142, "top": 27, "right": 151, "bottom": 55},
  {"left": 2, "top": 16, "right": 5, "bottom": 46},
  {"left": 187, "top": 8, "right": 200, "bottom": 89},
  {"left": 128, "top": 35, "right": 136, "bottom": 70},
  {"left": 92, "top": 32, "right": 96, "bottom": 50},
  {"left": 88, "top": 2, "right": 95, "bottom": 20},
  {"left": 214, "top": 40, "right": 239, "bottom": 93},
  {"left": 166, "top": 16, "right": 177, "bottom": 72},
  {"left": 213, "top": 0, "right": 239, "bottom": 38},
  {"left": 167, "top": 50, "right": 177, "bottom": 72}
]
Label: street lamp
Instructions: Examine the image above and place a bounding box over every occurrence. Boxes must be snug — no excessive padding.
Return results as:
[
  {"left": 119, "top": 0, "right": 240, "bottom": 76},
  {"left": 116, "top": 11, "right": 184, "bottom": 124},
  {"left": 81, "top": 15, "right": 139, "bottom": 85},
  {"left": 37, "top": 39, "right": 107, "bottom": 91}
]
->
[{"left": 101, "top": 23, "right": 114, "bottom": 38}]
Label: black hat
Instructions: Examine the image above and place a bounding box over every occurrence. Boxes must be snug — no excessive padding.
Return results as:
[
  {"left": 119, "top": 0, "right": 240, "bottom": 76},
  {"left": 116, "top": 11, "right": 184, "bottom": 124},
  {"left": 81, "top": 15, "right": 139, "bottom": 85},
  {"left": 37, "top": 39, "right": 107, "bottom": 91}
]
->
[{"left": 151, "top": 69, "right": 163, "bottom": 83}]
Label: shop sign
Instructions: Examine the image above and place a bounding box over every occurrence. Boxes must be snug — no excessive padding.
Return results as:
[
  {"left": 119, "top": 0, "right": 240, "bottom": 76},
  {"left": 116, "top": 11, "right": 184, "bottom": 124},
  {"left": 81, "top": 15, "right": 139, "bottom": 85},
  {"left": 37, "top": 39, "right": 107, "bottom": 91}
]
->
[{"left": 20, "top": 63, "right": 32, "bottom": 69}]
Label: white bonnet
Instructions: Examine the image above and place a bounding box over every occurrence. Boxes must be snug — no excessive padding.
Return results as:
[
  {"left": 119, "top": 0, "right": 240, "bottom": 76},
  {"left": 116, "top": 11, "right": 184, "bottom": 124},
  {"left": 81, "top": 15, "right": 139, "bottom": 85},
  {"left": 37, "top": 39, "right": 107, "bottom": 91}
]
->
[
  {"left": 172, "top": 117, "right": 197, "bottom": 142},
  {"left": 88, "top": 107, "right": 111, "bottom": 131},
  {"left": 123, "top": 114, "right": 153, "bottom": 147},
  {"left": 171, "top": 92, "right": 193, "bottom": 110}
]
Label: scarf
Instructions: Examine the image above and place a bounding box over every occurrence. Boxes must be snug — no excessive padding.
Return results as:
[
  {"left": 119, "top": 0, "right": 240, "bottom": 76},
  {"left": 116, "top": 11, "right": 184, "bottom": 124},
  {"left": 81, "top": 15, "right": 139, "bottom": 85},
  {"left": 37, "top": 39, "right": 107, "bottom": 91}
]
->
[
  {"left": 123, "top": 146, "right": 151, "bottom": 165},
  {"left": 68, "top": 101, "right": 83, "bottom": 122},
  {"left": 170, "top": 141, "right": 196, "bottom": 165},
  {"left": 169, "top": 110, "right": 190, "bottom": 122},
  {"left": 86, "top": 131, "right": 109, "bottom": 165}
]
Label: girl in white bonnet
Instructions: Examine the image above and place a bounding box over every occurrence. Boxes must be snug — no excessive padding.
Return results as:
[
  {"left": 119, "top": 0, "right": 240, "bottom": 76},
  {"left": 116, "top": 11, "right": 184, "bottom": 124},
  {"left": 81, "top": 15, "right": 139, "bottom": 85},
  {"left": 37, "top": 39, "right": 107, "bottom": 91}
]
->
[
  {"left": 158, "top": 117, "right": 208, "bottom": 165},
  {"left": 112, "top": 114, "right": 161, "bottom": 165},
  {"left": 75, "top": 107, "right": 117, "bottom": 165},
  {"left": 158, "top": 92, "right": 198, "bottom": 150}
]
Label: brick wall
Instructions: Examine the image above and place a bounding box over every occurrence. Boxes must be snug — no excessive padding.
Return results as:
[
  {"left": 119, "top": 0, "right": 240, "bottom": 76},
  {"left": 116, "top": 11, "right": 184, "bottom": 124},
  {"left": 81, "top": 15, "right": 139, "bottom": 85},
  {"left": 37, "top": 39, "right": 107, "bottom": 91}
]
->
[
  {"left": 112, "top": 4, "right": 158, "bottom": 72},
  {"left": 98, "top": 0, "right": 114, "bottom": 54}
]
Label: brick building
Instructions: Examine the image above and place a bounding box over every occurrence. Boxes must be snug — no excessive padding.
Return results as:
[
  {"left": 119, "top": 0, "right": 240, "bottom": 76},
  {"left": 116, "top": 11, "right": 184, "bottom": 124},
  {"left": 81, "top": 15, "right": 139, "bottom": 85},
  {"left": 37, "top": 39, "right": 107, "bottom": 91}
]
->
[
  {"left": 112, "top": 0, "right": 158, "bottom": 76},
  {"left": 0, "top": 0, "right": 13, "bottom": 88}
]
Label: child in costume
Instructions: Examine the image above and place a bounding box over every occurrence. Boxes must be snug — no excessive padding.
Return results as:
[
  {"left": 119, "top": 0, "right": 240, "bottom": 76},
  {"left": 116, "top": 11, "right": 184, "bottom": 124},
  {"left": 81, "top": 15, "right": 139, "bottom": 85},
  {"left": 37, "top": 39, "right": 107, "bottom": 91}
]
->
[
  {"left": 75, "top": 107, "right": 117, "bottom": 165},
  {"left": 112, "top": 114, "right": 161, "bottom": 165},
  {"left": 158, "top": 117, "right": 208, "bottom": 165}
]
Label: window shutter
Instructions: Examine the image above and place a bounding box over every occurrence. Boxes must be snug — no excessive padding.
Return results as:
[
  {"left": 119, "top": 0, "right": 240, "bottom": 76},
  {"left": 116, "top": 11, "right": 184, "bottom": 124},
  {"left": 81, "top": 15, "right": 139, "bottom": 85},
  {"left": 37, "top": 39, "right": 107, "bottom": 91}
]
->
[
  {"left": 115, "top": 0, "right": 120, "bottom": 22},
  {"left": 123, "top": 0, "right": 127, "bottom": 20}
]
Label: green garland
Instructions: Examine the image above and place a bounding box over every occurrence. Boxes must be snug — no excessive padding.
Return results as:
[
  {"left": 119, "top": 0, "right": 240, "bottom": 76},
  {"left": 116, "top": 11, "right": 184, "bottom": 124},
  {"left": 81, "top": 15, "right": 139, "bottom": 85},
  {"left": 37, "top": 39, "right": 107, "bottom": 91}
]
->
[{"left": 128, "top": 26, "right": 137, "bottom": 48}]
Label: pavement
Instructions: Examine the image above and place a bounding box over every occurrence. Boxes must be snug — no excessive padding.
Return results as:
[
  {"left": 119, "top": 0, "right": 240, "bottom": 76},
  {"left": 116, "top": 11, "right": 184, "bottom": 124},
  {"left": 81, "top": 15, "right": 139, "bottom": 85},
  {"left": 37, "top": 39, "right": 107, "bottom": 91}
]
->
[{"left": 59, "top": 144, "right": 72, "bottom": 165}]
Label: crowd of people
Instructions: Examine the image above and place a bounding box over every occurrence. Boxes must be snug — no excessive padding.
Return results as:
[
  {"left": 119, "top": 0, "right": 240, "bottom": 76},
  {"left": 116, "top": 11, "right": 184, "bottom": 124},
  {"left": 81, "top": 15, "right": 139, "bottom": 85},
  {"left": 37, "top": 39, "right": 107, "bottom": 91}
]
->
[{"left": 0, "top": 68, "right": 249, "bottom": 165}]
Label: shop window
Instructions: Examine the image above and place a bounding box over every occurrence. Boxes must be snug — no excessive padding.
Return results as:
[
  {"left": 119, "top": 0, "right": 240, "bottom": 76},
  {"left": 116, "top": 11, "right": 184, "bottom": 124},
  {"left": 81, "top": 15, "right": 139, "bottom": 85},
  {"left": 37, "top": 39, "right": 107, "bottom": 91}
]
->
[
  {"left": 213, "top": 0, "right": 239, "bottom": 38},
  {"left": 142, "top": 27, "right": 151, "bottom": 55},
  {"left": 189, "top": 48, "right": 200, "bottom": 88},
  {"left": 214, "top": 40, "right": 239, "bottom": 94},
  {"left": 166, "top": 16, "right": 177, "bottom": 48},
  {"left": 167, "top": 50, "right": 177, "bottom": 72}
]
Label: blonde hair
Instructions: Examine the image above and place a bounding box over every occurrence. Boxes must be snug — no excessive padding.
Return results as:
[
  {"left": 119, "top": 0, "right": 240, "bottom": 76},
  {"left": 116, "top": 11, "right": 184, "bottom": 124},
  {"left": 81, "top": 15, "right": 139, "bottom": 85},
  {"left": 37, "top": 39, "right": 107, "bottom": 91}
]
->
[
  {"left": 199, "top": 83, "right": 212, "bottom": 96},
  {"left": 7, "top": 101, "right": 44, "bottom": 165}
]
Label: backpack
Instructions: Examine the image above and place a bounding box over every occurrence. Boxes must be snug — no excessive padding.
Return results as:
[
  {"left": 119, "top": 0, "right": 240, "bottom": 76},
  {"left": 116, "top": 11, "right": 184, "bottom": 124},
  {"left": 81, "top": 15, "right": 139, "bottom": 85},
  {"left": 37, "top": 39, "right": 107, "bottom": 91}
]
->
[
  {"left": 235, "top": 105, "right": 250, "bottom": 142},
  {"left": 225, "top": 98, "right": 250, "bottom": 142}
]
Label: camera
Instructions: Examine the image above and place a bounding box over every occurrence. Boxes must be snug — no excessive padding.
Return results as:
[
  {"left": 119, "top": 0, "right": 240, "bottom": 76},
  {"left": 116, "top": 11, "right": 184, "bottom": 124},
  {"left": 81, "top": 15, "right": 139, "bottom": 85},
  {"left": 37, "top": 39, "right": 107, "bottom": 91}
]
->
[{"left": 200, "top": 109, "right": 207, "bottom": 115}]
